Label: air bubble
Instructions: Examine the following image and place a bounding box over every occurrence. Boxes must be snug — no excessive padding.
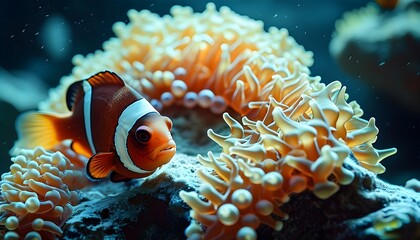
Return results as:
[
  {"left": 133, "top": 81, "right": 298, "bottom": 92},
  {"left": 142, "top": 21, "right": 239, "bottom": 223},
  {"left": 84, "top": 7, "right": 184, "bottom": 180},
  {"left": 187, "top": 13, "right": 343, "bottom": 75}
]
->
[
  {"left": 183, "top": 92, "right": 198, "bottom": 108},
  {"left": 161, "top": 92, "right": 175, "bottom": 107},
  {"left": 198, "top": 89, "right": 215, "bottom": 108},
  {"left": 171, "top": 80, "right": 188, "bottom": 97},
  {"left": 210, "top": 96, "right": 227, "bottom": 114}
]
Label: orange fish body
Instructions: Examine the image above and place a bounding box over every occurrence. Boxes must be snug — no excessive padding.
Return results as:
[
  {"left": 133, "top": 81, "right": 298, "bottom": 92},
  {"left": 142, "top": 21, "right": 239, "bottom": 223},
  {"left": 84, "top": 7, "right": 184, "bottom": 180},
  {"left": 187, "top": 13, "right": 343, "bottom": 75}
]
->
[
  {"left": 376, "top": 0, "right": 399, "bottom": 9},
  {"left": 15, "top": 71, "right": 176, "bottom": 182}
]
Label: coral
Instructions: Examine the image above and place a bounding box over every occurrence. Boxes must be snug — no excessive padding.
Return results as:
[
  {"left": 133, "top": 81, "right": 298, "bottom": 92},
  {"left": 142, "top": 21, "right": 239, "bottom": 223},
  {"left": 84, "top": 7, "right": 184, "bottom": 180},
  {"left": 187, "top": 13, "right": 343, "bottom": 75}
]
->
[
  {"left": 330, "top": 0, "right": 420, "bottom": 113},
  {"left": 406, "top": 178, "right": 420, "bottom": 192},
  {"left": 367, "top": 202, "right": 420, "bottom": 239},
  {"left": 0, "top": 144, "right": 89, "bottom": 239}
]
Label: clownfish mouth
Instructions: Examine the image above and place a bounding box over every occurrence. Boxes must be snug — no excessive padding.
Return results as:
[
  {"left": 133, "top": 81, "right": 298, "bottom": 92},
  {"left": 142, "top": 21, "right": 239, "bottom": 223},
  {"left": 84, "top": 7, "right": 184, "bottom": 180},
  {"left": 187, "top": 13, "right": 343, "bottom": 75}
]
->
[
  {"left": 134, "top": 139, "right": 176, "bottom": 172},
  {"left": 155, "top": 139, "right": 176, "bottom": 159},
  {"left": 162, "top": 146, "right": 175, "bottom": 151}
]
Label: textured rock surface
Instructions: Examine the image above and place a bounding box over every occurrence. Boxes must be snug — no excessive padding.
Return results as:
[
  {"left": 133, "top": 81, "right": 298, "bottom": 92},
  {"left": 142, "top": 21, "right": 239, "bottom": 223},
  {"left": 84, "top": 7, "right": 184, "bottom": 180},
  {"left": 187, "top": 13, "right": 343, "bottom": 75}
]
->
[
  {"left": 62, "top": 153, "right": 201, "bottom": 239},
  {"left": 275, "top": 158, "right": 420, "bottom": 239},
  {"left": 62, "top": 153, "right": 420, "bottom": 239}
]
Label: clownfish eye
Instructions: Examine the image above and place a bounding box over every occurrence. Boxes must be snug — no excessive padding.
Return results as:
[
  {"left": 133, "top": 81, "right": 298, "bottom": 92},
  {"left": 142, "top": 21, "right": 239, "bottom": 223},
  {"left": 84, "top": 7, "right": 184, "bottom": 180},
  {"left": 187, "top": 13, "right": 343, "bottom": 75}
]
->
[{"left": 135, "top": 126, "right": 152, "bottom": 143}]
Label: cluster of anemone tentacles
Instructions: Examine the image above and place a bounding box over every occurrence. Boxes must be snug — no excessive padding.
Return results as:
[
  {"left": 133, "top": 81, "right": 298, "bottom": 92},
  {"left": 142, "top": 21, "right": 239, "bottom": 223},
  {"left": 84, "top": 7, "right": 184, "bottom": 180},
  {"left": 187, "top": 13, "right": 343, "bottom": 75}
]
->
[
  {"left": 38, "top": 3, "right": 313, "bottom": 117},
  {"left": 0, "top": 3, "right": 397, "bottom": 239},
  {"left": 180, "top": 73, "right": 396, "bottom": 239},
  {"left": 0, "top": 143, "right": 88, "bottom": 239}
]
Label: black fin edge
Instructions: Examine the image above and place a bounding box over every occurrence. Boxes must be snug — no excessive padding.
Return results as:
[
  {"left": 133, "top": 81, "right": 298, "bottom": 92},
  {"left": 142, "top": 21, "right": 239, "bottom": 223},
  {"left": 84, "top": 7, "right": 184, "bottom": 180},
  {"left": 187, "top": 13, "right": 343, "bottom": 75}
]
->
[{"left": 66, "top": 80, "right": 84, "bottom": 111}]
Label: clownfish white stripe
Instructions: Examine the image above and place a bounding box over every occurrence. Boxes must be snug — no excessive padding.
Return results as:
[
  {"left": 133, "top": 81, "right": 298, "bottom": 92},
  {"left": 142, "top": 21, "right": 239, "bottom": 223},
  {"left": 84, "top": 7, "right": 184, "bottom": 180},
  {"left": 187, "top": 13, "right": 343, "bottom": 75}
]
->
[
  {"left": 115, "top": 98, "right": 159, "bottom": 174},
  {"left": 82, "top": 81, "right": 96, "bottom": 154}
]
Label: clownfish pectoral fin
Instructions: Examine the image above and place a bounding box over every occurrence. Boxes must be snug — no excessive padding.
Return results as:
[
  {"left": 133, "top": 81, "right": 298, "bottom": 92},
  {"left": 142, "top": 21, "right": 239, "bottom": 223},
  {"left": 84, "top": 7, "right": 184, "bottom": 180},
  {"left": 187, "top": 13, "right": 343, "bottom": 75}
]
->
[
  {"left": 15, "top": 111, "right": 68, "bottom": 150},
  {"left": 86, "top": 152, "right": 116, "bottom": 180},
  {"left": 110, "top": 171, "right": 132, "bottom": 183},
  {"left": 87, "top": 71, "right": 125, "bottom": 88}
]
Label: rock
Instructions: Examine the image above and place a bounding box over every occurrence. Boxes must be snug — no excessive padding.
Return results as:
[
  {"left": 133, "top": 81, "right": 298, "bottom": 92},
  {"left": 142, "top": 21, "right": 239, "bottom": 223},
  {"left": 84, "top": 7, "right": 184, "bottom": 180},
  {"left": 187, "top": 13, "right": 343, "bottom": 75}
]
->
[
  {"left": 62, "top": 153, "right": 202, "bottom": 239},
  {"left": 62, "top": 152, "right": 420, "bottom": 239},
  {"left": 273, "top": 158, "right": 420, "bottom": 239}
]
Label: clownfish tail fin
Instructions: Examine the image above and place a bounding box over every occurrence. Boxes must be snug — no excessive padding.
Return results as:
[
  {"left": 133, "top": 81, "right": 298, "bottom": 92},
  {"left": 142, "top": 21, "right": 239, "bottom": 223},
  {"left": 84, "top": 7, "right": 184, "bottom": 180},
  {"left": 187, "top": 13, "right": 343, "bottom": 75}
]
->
[{"left": 14, "top": 111, "right": 69, "bottom": 150}]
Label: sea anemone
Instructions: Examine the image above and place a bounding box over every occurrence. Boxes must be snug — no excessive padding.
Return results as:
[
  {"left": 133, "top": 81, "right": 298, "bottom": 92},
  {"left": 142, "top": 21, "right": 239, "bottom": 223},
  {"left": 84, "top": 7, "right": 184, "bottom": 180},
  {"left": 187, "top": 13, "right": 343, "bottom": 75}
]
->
[
  {"left": 0, "top": 143, "right": 88, "bottom": 239},
  {"left": 179, "top": 73, "right": 396, "bottom": 239},
  {"left": 38, "top": 3, "right": 313, "bottom": 118}
]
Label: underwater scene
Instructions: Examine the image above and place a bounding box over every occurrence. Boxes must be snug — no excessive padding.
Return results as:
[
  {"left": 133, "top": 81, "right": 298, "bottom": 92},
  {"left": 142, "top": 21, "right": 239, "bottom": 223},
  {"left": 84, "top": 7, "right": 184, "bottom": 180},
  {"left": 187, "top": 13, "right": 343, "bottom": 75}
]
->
[{"left": 0, "top": 0, "right": 419, "bottom": 239}]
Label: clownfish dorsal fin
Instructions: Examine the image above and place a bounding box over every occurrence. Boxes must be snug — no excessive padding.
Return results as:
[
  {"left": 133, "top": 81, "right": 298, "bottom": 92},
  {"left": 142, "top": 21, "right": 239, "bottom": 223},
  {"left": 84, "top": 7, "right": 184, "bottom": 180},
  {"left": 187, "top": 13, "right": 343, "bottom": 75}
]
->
[
  {"left": 65, "top": 71, "right": 125, "bottom": 111},
  {"left": 87, "top": 71, "right": 125, "bottom": 87},
  {"left": 86, "top": 152, "right": 116, "bottom": 181},
  {"left": 66, "top": 80, "right": 84, "bottom": 111}
]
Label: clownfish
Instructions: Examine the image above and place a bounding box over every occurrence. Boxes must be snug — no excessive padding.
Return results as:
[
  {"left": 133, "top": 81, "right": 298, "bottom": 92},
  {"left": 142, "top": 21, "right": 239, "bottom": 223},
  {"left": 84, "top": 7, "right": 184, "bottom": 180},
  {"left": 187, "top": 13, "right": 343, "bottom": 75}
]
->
[{"left": 15, "top": 71, "right": 176, "bottom": 182}]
